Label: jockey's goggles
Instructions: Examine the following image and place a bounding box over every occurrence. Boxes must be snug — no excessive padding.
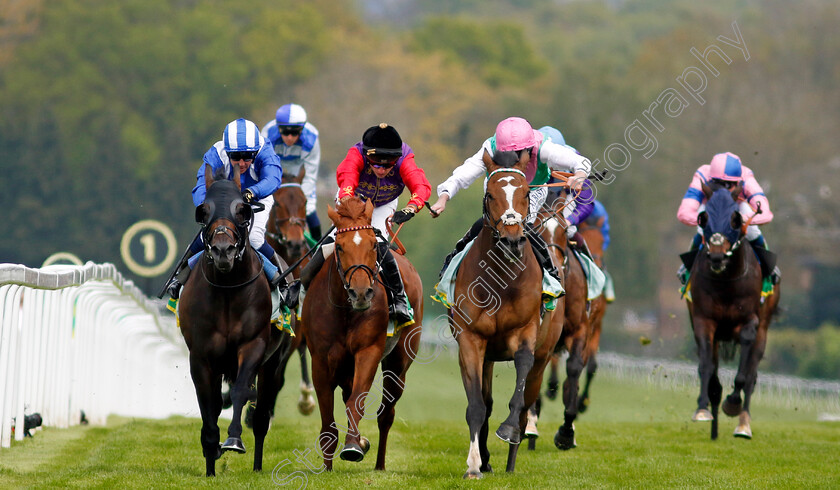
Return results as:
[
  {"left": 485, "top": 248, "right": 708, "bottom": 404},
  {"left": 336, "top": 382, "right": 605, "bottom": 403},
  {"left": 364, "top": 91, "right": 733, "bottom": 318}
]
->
[
  {"left": 279, "top": 126, "right": 303, "bottom": 136},
  {"left": 228, "top": 151, "right": 257, "bottom": 162},
  {"left": 711, "top": 178, "right": 739, "bottom": 189},
  {"left": 366, "top": 149, "right": 401, "bottom": 167}
]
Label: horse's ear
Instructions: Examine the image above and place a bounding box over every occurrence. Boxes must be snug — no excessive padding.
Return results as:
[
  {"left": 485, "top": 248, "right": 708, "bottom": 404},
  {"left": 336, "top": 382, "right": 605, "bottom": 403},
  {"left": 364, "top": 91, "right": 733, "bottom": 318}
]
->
[
  {"left": 232, "top": 162, "right": 242, "bottom": 190},
  {"left": 515, "top": 148, "right": 530, "bottom": 171},
  {"left": 204, "top": 163, "right": 214, "bottom": 190},
  {"left": 364, "top": 198, "right": 374, "bottom": 220},
  {"left": 195, "top": 203, "right": 210, "bottom": 224},
  {"left": 295, "top": 166, "right": 306, "bottom": 184},
  {"left": 483, "top": 149, "right": 499, "bottom": 174},
  {"left": 730, "top": 211, "right": 743, "bottom": 231},
  {"left": 234, "top": 202, "right": 252, "bottom": 227},
  {"left": 700, "top": 181, "right": 713, "bottom": 199},
  {"left": 697, "top": 211, "right": 708, "bottom": 228},
  {"left": 327, "top": 204, "right": 339, "bottom": 225}
]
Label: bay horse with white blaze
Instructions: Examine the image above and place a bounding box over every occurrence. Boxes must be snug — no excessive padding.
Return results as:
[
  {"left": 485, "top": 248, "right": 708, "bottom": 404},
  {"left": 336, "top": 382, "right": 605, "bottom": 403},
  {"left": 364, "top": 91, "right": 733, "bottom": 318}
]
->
[
  {"left": 301, "top": 196, "right": 423, "bottom": 471},
  {"left": 178, "top": 165, "right": 290, "bottom": 476},
  {"left": 686, "top": 183, "right": 780, "bottom": 440},
  {"left": 450, "top": 150, "right": 561, "bottom": 479}
]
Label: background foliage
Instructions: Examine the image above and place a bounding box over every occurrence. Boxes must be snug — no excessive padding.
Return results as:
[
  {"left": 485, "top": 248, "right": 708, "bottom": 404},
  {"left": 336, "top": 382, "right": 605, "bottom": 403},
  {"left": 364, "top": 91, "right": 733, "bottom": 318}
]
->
[{"left": 2, "top": 0, "right": 839, "bottom": 369}]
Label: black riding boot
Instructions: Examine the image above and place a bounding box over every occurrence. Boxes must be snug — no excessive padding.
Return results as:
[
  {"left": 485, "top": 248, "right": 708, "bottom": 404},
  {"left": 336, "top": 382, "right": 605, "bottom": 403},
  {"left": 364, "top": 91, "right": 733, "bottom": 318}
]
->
[
  {"left": 569, "top": 231, "right": 596, "bottom": 263},
  {"left": 378, "top": 242, "right": 413, "bottom": 326},
  {"left": 166, "top": 261, "right": 192, "bottom": 299},
  {"left": 749, "top": 237, "right": 780, "bottom": 284},
  {"left": 267, "top": 252, "right": 285, "bottom": 290},
  {"left": 439, "top": 218, "right": 483, "bottom": 278},
  {"left": 300, "top": 236, "right": 333, "bottom": 289},
  {"left": 525, "top": 223, "right": 563, "bottom": 284},
  {"left": 678, "top": 233, "right": 703, "bottom": 286}
]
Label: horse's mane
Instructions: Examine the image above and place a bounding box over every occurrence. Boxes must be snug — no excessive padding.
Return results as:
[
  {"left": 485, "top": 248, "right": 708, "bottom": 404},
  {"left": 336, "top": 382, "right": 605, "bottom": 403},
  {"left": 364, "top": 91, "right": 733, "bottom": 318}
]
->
[{"left": 336, "top": 197, "right": 368, "bottom": 221}]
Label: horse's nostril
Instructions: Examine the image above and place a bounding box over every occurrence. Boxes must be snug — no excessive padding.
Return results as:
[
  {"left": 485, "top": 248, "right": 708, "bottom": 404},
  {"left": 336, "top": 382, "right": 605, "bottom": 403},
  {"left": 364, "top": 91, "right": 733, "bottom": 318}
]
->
[
  {"left": 347, "top": 290, "right": 358, "bottom": 301},
  {"left": 364, "top": 288, "right": 374, "bottom": 301}
]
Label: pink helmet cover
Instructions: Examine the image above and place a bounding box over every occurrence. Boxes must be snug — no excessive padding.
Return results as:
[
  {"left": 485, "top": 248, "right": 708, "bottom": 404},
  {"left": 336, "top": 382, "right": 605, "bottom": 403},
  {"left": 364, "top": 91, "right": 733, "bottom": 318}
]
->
[
  {"left": 709, "top": 152, "right": 743, "bottom": 181},
  {"left": 495, "top": 117, "right": 538, "bottom": 152}
]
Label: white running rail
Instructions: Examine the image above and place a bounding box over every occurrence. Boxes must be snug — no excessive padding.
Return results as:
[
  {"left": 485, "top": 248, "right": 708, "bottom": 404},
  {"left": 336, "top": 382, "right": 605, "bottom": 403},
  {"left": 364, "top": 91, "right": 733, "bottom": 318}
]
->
[{"left": 0, "top": 262, "right": 197, "bottom": 449}]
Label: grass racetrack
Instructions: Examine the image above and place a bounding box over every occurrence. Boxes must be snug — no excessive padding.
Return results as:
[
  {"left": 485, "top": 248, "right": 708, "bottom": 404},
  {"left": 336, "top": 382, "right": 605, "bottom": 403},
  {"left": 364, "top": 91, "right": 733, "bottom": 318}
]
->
[{"left": 2, "top": 351, "right": 839, "bottom": 488}]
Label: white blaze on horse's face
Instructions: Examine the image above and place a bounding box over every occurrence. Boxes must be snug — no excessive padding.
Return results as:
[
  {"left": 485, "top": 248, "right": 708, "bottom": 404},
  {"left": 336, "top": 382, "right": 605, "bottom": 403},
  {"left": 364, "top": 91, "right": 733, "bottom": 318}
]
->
[
  {"left": 353, "top": 231, "right": 362, "bottom": 246},
  {"left": 497, "top": 176, "right": 523, "bottom": 225}
]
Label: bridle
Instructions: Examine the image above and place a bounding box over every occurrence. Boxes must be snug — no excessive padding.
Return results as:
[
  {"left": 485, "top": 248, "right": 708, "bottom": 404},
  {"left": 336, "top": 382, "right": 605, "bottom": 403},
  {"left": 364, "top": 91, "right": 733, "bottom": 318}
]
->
[
  {"left": 267, "top": 182, "right": 308, "bottom": 247},
  {"left": 332, "top": 225, "right": 380, "bottom": 297},
  {"left": 482, "top": 168, "right": 529, "bottom": 240},
  {"left": 200, "top": 220, "right": 262, "bottom": 288}
]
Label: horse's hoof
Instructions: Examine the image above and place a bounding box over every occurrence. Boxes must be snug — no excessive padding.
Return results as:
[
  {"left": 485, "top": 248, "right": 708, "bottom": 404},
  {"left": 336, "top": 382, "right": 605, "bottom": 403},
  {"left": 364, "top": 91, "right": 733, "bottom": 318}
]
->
[
  {"left": 577, "top": 397, "right": 590, "bottom": 413},
  {"left": 546, "top": 383, "right": 559, "bottom": 401},
  {"left": 221, "top": 437, "right": 246, "bottom": 454},
  {"left": 733, "top": 425, "right": 752, "bottom": 439},
  {"left": 722, "top": 397, "right": 742, "bottom": 417},
  {"left": 213, "top": 445, "right": 223, "bottom": 460},
  {"left": 692, "top": 409, "right": 713, "bottom": 422},
  {"left": 554, "top": 426, "right": 576, "bottom": 450},
  {"left": 297, "top": 396, "right": 316, "bottom": 416},
  {"left": 527, "top": 435, "right": 537, "bottom": 451},
  {"left": 480, "top": 462, "right": 493, "bottom": 473},
  {"left": 495, "top": 423, "right": 521, "bottom": 445},
  {"left": 463, "top": 470, "right": 483, "bottom": 480},
  {"left": 525, "top": 413, "right": 539, "bottom": 438},
  {"left": 339, "top": 442, "right": 366, "bottom": 462}
]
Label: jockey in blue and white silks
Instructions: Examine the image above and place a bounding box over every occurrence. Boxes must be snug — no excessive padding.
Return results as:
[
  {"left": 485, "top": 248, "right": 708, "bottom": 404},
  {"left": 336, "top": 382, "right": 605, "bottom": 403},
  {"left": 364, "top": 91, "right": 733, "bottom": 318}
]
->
[{"left": 261, "top": 103, "right": 323, "bottom": 240}]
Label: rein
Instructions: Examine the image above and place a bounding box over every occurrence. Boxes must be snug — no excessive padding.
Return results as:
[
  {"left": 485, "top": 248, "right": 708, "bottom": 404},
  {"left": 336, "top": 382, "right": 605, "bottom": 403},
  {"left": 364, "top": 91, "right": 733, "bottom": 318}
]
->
[
  {"left": 200, "top": 246, "right": 263, "bottom": 289},
  {"left": 331, "top": 224, "right": 382, "bottom": 303}
]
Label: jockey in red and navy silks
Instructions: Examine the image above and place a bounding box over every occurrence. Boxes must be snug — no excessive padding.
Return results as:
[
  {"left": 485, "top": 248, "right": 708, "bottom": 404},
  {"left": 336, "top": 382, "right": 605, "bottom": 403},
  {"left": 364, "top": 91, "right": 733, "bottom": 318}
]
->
[
  {"left": 676, "top": 151, "right": 779, "bottom": 284},
  {"left": 260, "top": 103, "right": 324, "bottom": 240},
  {"left": 298, "top": 123, "right": 431, "bottom": 327},
  {"left": 335, "top": 130, "right": 431, "bottom": 237},
  {"left": 164, "top": 118, "right": 286, "bottom": 301}
]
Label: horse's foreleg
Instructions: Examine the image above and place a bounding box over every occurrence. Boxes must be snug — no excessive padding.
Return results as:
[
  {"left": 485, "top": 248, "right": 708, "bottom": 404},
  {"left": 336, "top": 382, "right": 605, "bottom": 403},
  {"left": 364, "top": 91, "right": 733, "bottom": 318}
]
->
[
  {"left": 338, "top": 345, "right": 381, "bottom": 463},
  {"left": 458, "top": 334, "right": 487, "bottom": 479},
  {"left": 555, "top": 341, "right": 585, "bottom": 450},
  {"left": 479, "top": 361, "right": 494, "bottom": 473},
  {"left": 374, "top": 325, "right": 419, "bottom": 471},
  {"left": 546, "top": 352, "right": 561, "bottom": 400},
  {"left": 311, "top": 358, "right": 337, "bottom": 471},
  {"left": 189, "top": 357, "right": 222, "bottom": 476},
  {"left": 692, "top": 319, "right": 716, "bottom": 422},
  {"left": 578, "top": 354, "right": 598, "bottom": 413},
  {"left": 223, "top": 340, "right": 266, "bottom": 455},
  {"left": 497, "top": 345, "right": 534, "bottom": 448},
  {"left": 724, "top": 316, "right": 759, "bottom": 418},
  {"left": 735, "top": 320, "right": 768, "bottom": 439},
  {"left": 252, "top": 340, "right": 289, "bottom": 472}
]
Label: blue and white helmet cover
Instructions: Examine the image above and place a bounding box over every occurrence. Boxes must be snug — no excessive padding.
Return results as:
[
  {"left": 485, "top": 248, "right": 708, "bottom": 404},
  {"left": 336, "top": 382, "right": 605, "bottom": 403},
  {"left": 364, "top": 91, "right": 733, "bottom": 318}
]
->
[{"left": 223, "top": 118, "right": 265, "bottom": 152}]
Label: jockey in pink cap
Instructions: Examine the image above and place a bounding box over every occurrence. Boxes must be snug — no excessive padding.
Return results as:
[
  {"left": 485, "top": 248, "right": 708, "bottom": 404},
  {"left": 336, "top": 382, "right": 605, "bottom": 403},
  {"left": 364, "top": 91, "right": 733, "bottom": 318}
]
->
[
  {"left": 677, "top": 151, "right": 779, "bottom": 284},
  {"left": 431, "top": 117, "right": 592, "bottom": 281}
]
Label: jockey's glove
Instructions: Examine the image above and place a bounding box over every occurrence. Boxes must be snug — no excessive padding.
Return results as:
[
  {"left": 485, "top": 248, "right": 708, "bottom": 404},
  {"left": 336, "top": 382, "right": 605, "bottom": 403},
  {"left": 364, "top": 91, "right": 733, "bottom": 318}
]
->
[
  {"left": 242, "top": 189, "right": 255, "bottom": 203},
  {"left": 392, "top": 207, "right": 416, "bottom": 224},
  {"left": 565, "top": 224, "right": 577, "bottom": 239}
]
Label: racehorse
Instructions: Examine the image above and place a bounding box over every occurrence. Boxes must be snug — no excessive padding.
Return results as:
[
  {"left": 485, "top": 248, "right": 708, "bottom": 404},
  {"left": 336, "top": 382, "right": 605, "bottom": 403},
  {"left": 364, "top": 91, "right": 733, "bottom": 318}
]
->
[
  {"left": 263, "top": 168, "right": 316, "bottom": 417},
  {"left": 301, "top": 196, "right": 424, "bottom": 471},
  {"left": 527, "top": 191, "right": 591, "bottom": 451},
  {"left": 178, "top": 164, "right": 289, "bottom": 476},
  {"left": 449, "top": 150, "right": 561, "bottom": 478},
  {"left": 685, "top": 183, "right": 780, "bottom": 439},
  {"left": 575, "top": 214, "right": 609, "bottom": 414}
]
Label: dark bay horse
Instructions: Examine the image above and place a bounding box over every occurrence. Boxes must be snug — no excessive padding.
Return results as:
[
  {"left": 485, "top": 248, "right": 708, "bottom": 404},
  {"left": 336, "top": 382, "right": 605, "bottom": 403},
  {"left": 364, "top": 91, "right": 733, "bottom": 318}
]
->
[
  {"left": 301, "top": 196, "right": 423, "bottom": 471},
  {"left": 178, "top": 165, "right": 288, "bottom": 476},
  {"left": 528, "top": 193, "right": 591, "bottom": 451},
  {"left": 686, "top": 184, "right": 780, "bottom": 439},
  {"left": 450, "top": 150, "right": 561, "bottom": 478},
  {"left": 263, "top": 168, "right": 316, "bottom": 417},
  {"left": 575, "top": 215, "right": 608, "bottom": 414}
]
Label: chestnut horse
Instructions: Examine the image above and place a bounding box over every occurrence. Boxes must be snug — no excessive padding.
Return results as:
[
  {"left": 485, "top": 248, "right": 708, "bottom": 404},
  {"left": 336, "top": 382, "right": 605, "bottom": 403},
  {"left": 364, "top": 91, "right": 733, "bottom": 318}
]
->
[
  {"left": 263, "top": 169, "right": 316, "bottom": 417},
  {"left": 575, "top": 214, "right": 608, "bottom": 414},
  {"left": 527, "top": 192, "right": 591, "bottom": 451},
  {"left": 686, "top": 184, "right": 780, "bottom": 439},
  {"left": 301, "top": 196, "right": 423, "bottom": 471},
  {"left": 449, "top": 150, "right": 561, "bottom": 479},
  {"left": 178, "top": 165, "right": 289, "bottom": 476}
]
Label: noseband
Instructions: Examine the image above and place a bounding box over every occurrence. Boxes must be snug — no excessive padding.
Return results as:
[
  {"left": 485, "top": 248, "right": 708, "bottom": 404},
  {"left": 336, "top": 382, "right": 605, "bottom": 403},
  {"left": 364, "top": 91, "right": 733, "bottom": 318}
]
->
[
  {"left": 203, "top": 222, "right": 247, "bottom": 262},
  {"left": 333, "top": 225, "right": 380, "bottom": 296},
  {"left": 268, "top": 183, "right": 308, "bottom": 246},
  {"left": 483, "top": 168, "right": 529, "bottom": 240}
]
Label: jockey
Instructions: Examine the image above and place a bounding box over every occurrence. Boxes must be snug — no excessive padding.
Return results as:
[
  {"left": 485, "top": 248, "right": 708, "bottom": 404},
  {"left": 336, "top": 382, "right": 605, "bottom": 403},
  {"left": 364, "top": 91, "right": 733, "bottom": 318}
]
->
[
  {"left": 431, "top": 118, "right": 594, "bottom": 280},
  {"left": 584, "top": 199, "right": 615, "bottom": 302},
  {"left": 299, "top": 123, "right": 431, "bottom": 327},
  {"left": 261, "top": 103, "right": 323, "bottom": 240},
  {"left": 165, "top": 118, "right": 285, "bottom": 300},
  {"left": 677, "top": 151, "right": 780, "bottom": 284}
]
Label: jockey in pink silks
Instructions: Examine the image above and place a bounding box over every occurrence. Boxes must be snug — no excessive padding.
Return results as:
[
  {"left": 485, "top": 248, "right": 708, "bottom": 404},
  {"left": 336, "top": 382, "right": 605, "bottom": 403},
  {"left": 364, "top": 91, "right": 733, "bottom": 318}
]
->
[{"left": 676, "top": 151, "right": 780, "bottom": 284}]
